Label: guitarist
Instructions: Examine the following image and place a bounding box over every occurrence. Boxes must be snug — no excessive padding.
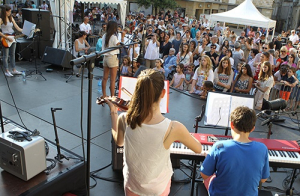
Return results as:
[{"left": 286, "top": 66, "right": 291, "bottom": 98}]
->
[{"left": 0, "top": 5, "right": 23, "bottom": 77}]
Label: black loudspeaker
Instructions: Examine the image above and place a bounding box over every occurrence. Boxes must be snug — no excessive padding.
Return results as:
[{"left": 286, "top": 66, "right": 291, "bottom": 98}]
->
[
  {"left": 16, "top": 38, "right": 53, "bottom": 60},
  {"left": 41, "top": 46, "right": 74, "bottom": 68},
  {"left": 22, "top": 8, "right": 53, "bottom": 41}
]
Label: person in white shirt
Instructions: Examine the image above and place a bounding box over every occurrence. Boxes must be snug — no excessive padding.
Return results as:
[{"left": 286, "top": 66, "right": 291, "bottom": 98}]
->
[
  {"left": 213, "top": 23, "right": 222, "bottom": 35},
  {"left": 158, "top": 20, "right": 166, "bottom": 31},
  {"left": 203, "top": 19, "right": 209, "bottom": 28},
  {"left": 41, "top": 1, "right": 48, "bottom": 10},
  {"left": 80, "top": 17, "right": 92, "bottom": 36},
  {"left": 289, "top": 30, "right": 299, "bottom": 45},
  {"left": 128, "top": 41, "right": 140, "bottom": 61},
  {"left": 207, "top": 35, "right": 220, "bottom": 52}
]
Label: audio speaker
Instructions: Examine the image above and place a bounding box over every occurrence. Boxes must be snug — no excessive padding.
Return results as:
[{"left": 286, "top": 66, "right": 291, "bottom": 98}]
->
[
  {"left": 42, "top": 46, "right": 74, "bottom": 68},
  {"left": 22, "top": 8, "right": 53, "bottom": 41},
  {"left": 16, "top": 38, "right": 53, "bottom": 60}
]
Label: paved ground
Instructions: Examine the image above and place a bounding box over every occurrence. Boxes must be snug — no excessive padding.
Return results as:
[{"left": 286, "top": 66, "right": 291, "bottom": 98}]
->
[{"left": 0, "top": 58, "right": 299, "bottom": 195}]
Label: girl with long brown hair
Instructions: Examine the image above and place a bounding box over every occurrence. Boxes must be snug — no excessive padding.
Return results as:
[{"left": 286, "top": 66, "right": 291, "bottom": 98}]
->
[
  {"left": 254, "top": 61, "right": 274, "bottom": 110},
  {"left": 101, "top": 20, "right": 124, "bottom": 97},
  {"left": 213, "top": 57, "right": 234, "bottom": 92},
  {"left": 0, "top": 5, "right": 23, "bottom": 77},
  {"left": 101, "top": 69, "right": 202, "bottom": 195},
  {"left": 176, "top": 43, "right": 193, "bottom": 68}
]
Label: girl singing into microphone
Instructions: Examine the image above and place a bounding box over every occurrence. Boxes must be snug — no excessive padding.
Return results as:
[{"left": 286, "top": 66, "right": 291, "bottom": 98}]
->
[
  {"left": 101, "top": 69, "right": 202, "bottom": 196},
  {"left": 101, "top": 20, "right": 124, "bottom": 97}
]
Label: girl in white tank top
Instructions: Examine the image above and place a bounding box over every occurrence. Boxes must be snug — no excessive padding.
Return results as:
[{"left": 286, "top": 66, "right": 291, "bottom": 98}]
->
[
  {"left": 98, "top": 69, "right": 202, "bottom": 196},
  {"left": 0, "top": 5, "right": 23, "bottom": 77}
]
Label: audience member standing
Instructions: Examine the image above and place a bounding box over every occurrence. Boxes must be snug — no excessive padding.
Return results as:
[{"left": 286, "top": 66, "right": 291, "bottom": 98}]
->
[
  {"left": 80, "top": 17, "right": 92, "bottom": 38},
  {"left": 144, "top": 33, "right": 160, "bottom": 68},
  {"left": 41, "top": 1, "right": 48, "bottom": 10},
  {"left": 254, "top": 61, "right": 274, "bottom": 110},
  {"left": 213, "top": 57, "right": 234, "bottom": 92}
]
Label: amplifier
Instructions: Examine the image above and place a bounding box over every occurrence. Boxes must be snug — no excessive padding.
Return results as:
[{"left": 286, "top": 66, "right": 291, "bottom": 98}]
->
[
  {"left": 112, "top": 137, "right": 123, "bottom": 171},
  {"left": 0, "top": 130, "right": 47, "bottom": 181}
]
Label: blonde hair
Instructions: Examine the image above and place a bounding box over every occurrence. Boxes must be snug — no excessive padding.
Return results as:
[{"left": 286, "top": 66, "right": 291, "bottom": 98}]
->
[
  {"left": 280, "top": 46, "right": 288, "bottom": 52},
  {"left": 197, "top": 55, "right": 213, "bottom": 77}
]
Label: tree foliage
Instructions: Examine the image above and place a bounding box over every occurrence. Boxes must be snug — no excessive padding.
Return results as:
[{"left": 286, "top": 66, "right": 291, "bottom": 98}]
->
[{"left": 135, "top": 0, "right": 178, "bottom": 15}]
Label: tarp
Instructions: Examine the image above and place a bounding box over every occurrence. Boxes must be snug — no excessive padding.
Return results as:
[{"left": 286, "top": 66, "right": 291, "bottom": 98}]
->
[{"left": 210, "top": 0, "right": 276, "bottom": 29}]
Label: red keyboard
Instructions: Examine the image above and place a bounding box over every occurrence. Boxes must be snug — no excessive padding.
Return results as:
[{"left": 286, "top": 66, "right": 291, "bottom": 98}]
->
[{"left": 170, "top": 133, "right": 300, "bottom": 169}]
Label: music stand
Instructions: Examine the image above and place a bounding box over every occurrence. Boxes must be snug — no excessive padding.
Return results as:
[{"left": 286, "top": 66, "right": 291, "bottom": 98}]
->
[
  {"left": 204, "top": 92, "right": 254, "bottom": 134},
  {"left": 20, "top": 20, "right": 46, "bottom": 80}
]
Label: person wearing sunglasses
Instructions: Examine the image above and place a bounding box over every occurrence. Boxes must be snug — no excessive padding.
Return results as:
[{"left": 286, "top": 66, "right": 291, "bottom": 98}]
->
[
  {"left": 281, "top": 54, "right": 297, "bottom": 68},
  {"left": 253, "top": 43, "right": 274, "bottom": 68},
  {"left": 274, "top": 46, "right": 288, "bottom": 72},
  {"left": 205, "top": 44, "right": 219, "bottom": 70}
]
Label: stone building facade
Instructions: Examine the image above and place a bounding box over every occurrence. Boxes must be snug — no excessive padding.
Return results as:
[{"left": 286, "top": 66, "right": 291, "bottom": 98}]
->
[
  {"left": 126, "top": 0, "right": 274, "bottom": 21},
  {"left": 272, "top": 0, "right": 300, "bottom": 31}
]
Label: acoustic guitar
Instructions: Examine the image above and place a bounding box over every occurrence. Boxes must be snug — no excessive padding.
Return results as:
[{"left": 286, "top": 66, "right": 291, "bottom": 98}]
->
[{"left": 1, "top": 29, "right": 40, "bottom": 48}]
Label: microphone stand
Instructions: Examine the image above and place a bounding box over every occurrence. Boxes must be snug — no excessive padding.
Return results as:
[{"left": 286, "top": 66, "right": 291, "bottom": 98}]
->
[
  {"left": 70, "top": 42, "right": 138, "bottom": 196},
  {"left": 0, "top": 102, "right": 4, "bottom": 133},
  {"left": 51, "top": 107, "right": 68, "bottom": 163},
  {"left": 139, "top": 23, "right": 146, "bottom": 65}
]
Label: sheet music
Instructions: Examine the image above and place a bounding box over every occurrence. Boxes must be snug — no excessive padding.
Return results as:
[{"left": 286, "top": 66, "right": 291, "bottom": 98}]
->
[
  {"left": 119, "top": 76, "right": 169, "bottom": 113},
  {"left": 22, "top": 20, "right": 36, "bottom": 37},
  {"left": 205, "top": 93, "right": 231, "bottom": 127},
  {"left": 230, "top": 96, "right": 254, "bottom": 113},
  {"left": 205, "top": 92, "right": 254, "bottom": 127}
]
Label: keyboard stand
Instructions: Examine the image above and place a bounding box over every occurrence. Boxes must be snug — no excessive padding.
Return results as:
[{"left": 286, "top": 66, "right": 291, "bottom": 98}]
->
[
  {"left": 286, "top": 169, "right": 298, "bottom": 195},
  {"left": 190, "top": 105, "right": 205, "bottom": 196}
]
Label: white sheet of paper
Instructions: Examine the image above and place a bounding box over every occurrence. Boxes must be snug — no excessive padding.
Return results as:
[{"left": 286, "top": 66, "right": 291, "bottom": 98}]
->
[
  {"left": 22, "top": 20, "right": 36, "bottom": 37},
  {"left": 205, "top": 92, "right": 254, "bottom": 127},
  {"left": 119, "top": 76, "right": 169, "bottom": 113},
  {"left": 205, "top": 92, "right": 231, "bottom": 127}
]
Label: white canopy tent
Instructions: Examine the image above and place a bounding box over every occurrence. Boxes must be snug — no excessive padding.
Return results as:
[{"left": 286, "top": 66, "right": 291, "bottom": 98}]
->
[{"left": 209, "top": 0, "right": 276, "bottom": 40}]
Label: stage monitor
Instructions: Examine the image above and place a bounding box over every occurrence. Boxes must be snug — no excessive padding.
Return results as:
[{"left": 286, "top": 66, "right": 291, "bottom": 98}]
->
[{"left": 204, "top": 92, "right": 254, "bottom": 128}]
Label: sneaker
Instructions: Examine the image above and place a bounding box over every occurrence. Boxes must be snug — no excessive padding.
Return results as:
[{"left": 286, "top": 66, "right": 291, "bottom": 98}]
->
[
  {"left": 11, "top": 70, "right": 22, "bottom": 75},
  {"left": 5, "top": 72, "right": 13, "bottom": 77}
]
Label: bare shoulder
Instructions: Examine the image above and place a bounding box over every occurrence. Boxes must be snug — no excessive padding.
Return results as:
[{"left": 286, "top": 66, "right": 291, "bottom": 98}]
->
[{"left": 170, "top": 121, "right": 189, "bottom": 135}]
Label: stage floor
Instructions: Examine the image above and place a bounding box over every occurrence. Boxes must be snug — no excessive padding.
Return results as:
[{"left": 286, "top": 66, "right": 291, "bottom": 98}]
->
[{"left": 0, "top": 59, "right": 299, "bottom": 195}]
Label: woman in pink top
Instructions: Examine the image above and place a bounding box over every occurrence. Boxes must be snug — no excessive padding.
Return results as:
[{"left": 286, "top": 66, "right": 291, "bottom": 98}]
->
[{"left": 100, "top": 69, "right": 202, "bottom": 196}]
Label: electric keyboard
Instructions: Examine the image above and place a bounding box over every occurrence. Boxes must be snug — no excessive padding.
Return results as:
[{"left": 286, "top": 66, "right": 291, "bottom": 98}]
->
[{"left": 170, "top": 133, "right": 300, "bottom": 169}]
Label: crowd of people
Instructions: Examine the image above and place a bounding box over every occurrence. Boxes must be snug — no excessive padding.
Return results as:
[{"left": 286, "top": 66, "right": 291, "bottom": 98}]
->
[
  {"left": 75, "top": 5, "right": 300, "bottom": 196},
  {"left": 92, "top": 9, "right": 300, "bottom": 111}
]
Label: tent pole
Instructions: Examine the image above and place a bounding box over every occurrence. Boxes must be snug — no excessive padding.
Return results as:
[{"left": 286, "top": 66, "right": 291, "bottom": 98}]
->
[
  {"left": 266, "top": 28, "right": 269, "bottom": 42},
  {"left": 223, "top": 22, "right": 225, "bottom": 35}
]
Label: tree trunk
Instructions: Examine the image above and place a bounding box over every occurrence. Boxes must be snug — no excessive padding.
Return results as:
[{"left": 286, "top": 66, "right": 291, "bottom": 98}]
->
[{"left": 154, "top": 6, "right": 158, "bottom": 16}]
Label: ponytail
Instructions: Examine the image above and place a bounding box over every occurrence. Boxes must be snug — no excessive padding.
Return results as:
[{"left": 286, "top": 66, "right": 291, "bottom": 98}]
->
[{"left": 126, "top": 69, "right": 164, "bottom": 129}]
